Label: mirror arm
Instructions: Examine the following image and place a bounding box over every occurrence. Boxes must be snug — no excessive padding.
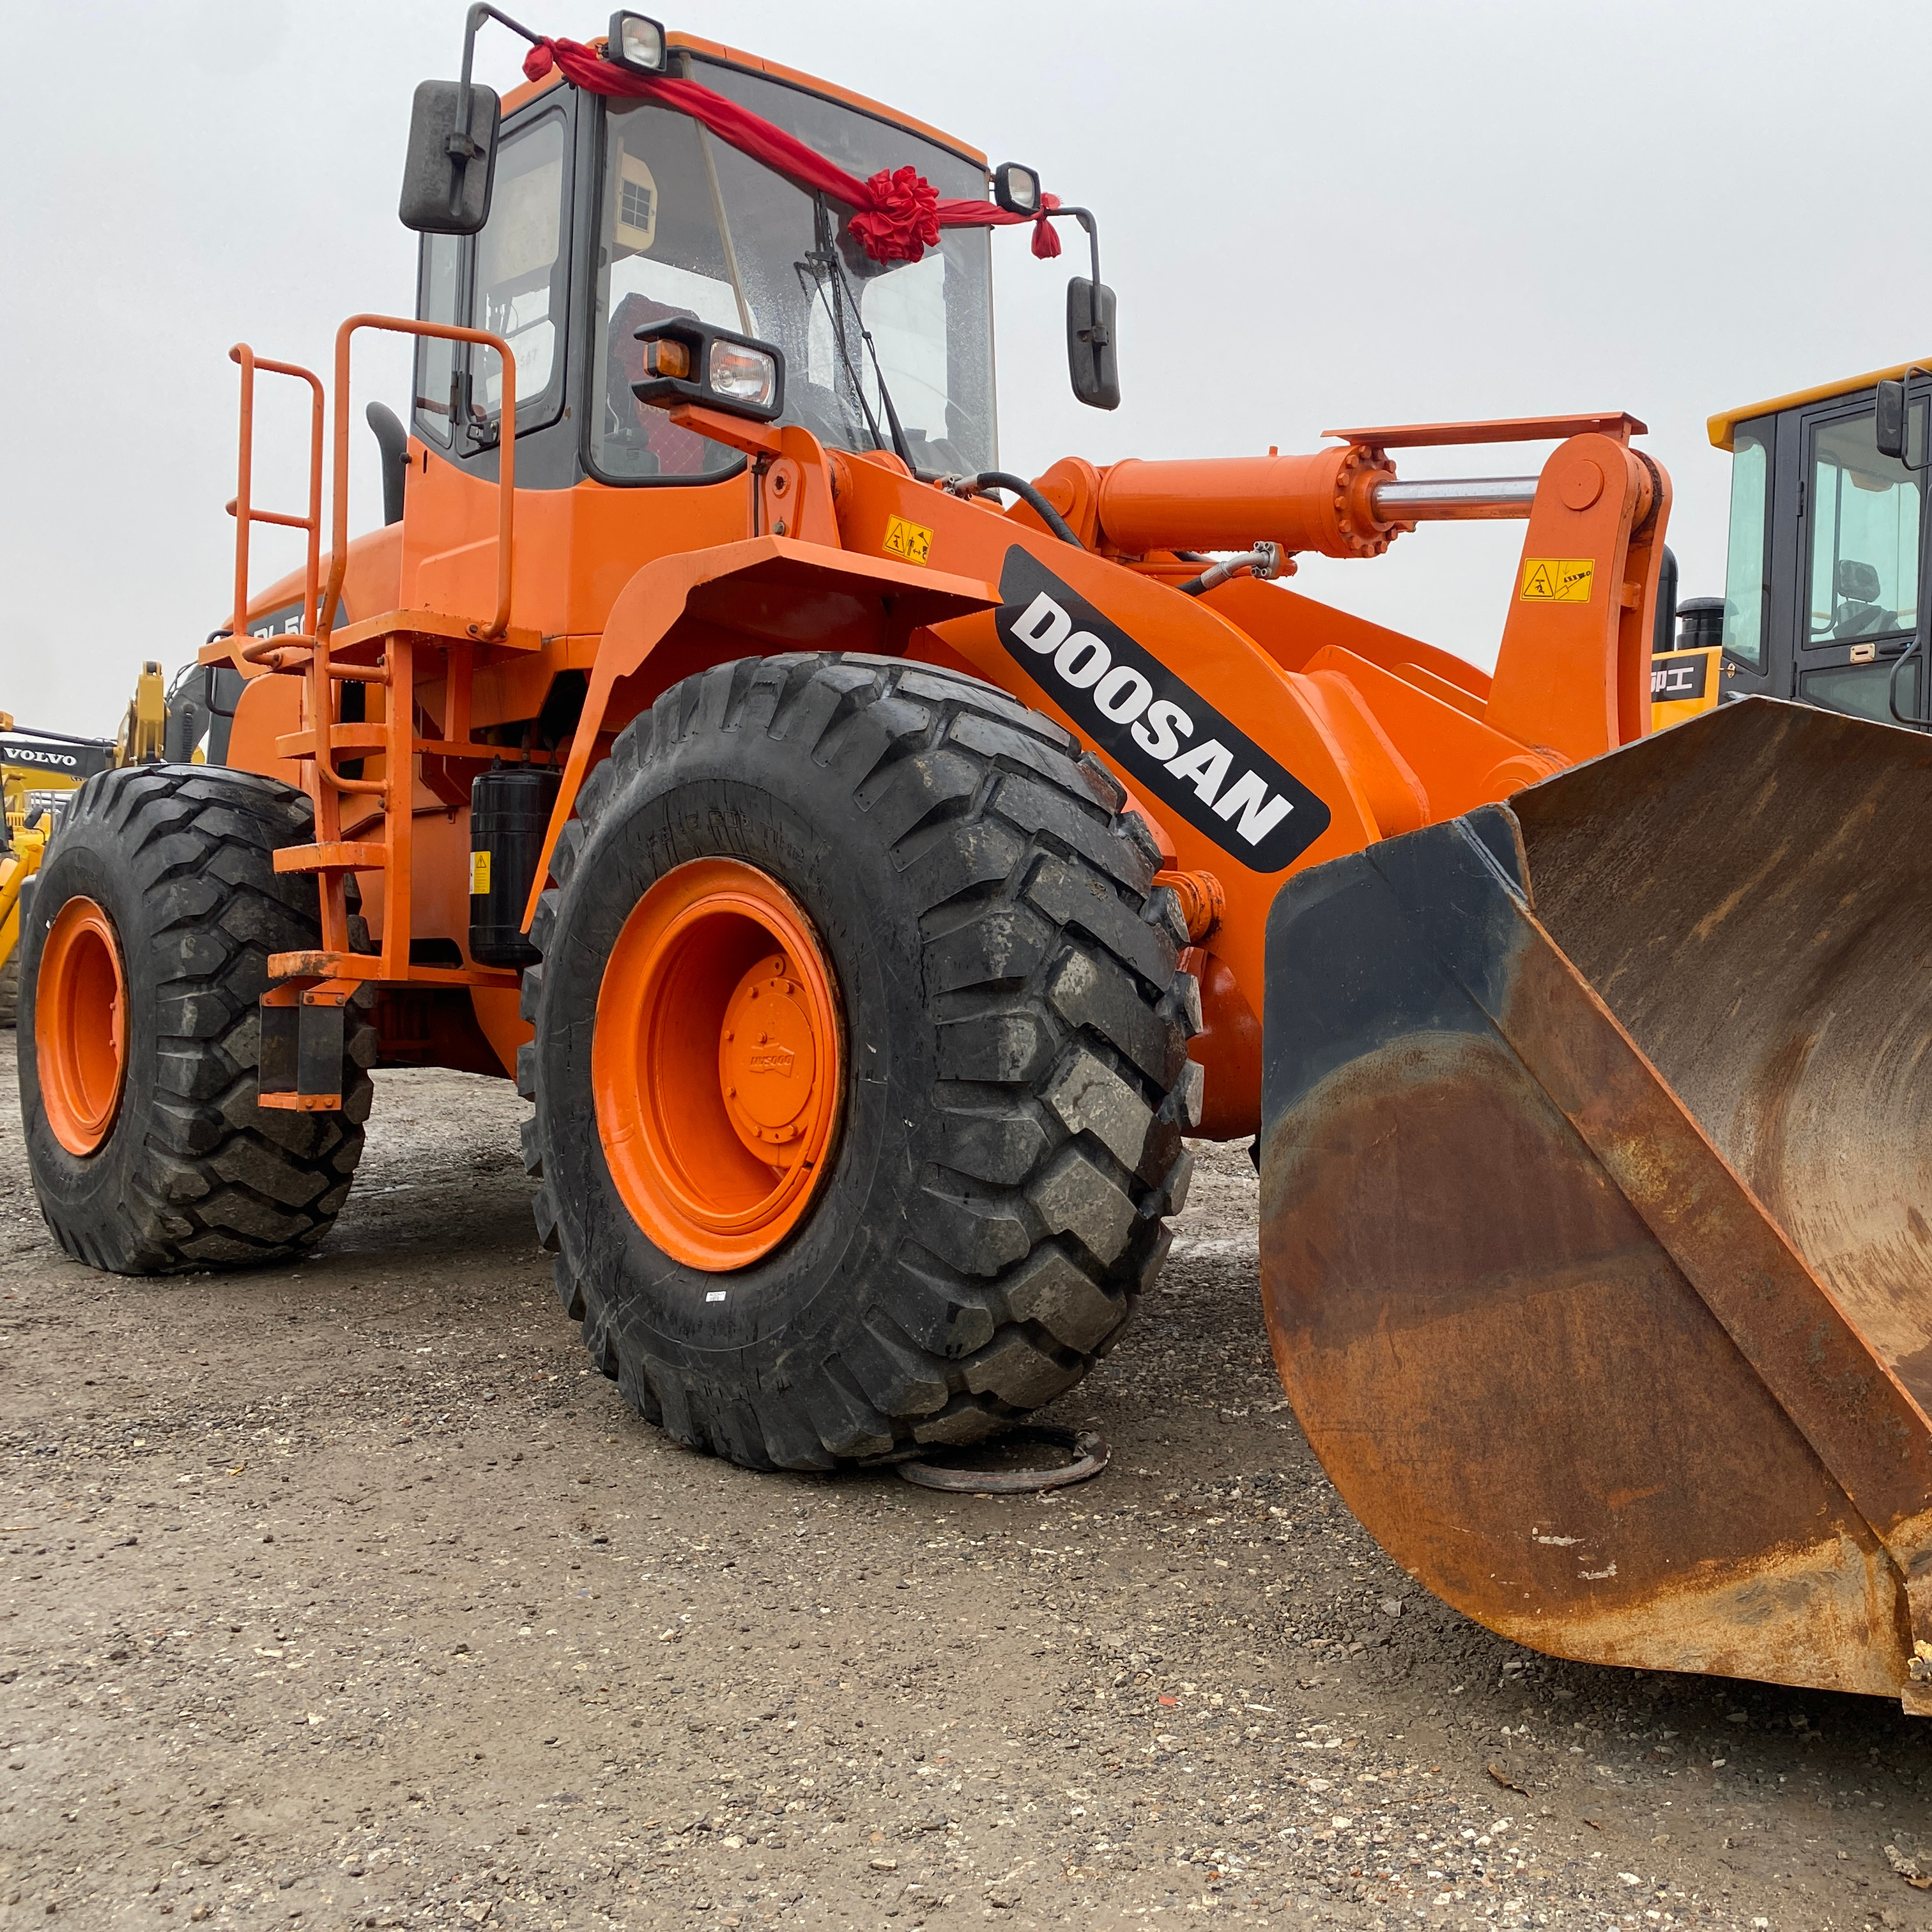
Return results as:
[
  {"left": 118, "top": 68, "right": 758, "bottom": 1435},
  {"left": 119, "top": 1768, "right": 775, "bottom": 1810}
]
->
[
  {"left": 1049, "top": 206, "right": 1107, "bottom": 345},
  {"left": 452, "top": 4, "right": 545, "bottom": 204}
]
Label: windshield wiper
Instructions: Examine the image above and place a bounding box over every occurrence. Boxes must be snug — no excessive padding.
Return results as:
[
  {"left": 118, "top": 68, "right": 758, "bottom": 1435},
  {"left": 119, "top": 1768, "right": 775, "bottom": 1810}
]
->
[
  {"left": 796, "top": 253, "right": 884, "bottom": 455},
  {"left": 800, "top": 200, "right": 916, "bottom": 473}
]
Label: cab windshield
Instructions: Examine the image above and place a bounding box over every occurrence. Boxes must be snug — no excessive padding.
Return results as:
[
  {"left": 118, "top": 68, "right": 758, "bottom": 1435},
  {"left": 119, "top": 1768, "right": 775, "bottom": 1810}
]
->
[{"left": 590, "top": 63, "right": 997, "bottom": 483}]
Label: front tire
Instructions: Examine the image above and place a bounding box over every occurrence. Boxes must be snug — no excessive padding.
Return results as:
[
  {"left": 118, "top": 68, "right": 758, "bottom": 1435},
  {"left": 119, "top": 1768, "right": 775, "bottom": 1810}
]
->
[
  {"left": 522, "top": 655, "right": 1202, "bottom": 1469},
  {"left": 18, "top": 765, "right": 372, "bottom": 1273}
]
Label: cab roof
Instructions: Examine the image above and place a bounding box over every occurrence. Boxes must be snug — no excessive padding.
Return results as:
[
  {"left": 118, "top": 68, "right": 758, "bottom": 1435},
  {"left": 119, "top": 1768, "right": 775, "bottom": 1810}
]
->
[
  {"left": 1708, "top": 357, "right": 1932, "bottom": 452},
  {"left": 503, "top": 30, "right": 988, "bottom": 170}
]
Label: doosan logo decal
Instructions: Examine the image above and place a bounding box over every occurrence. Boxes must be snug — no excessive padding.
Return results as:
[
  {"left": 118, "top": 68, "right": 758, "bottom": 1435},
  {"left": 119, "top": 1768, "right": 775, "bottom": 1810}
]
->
[{"left": 992, "top": 549, "right": 1331, "bottom": 873}]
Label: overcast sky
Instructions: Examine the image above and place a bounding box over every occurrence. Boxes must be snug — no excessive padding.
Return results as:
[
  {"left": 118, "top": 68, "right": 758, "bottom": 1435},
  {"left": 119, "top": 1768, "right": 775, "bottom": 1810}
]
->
[{"left": 3, "top": 0, "right": 1924, "bottom": 733}]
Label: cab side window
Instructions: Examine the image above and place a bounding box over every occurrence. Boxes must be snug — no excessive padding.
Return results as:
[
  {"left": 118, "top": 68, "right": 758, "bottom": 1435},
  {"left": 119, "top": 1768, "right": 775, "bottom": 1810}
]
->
[
  {"left": 413, "top": 234, "right": 461, "bottom": 446},
  {"left": 471, "top": 113, "right": 568, "bottom": 431},
  {"left": 411, "top": 109, "right": 571, "bottom": 450},
  {"left": 1721, "top": 420, "right": 1772, "bottom": 671}
]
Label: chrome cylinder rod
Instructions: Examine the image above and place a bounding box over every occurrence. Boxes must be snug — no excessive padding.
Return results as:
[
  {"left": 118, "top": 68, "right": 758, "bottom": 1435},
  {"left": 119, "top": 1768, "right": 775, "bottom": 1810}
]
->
[{"left": 1370, "top": 475, "right": 1540, "bottom": 522}]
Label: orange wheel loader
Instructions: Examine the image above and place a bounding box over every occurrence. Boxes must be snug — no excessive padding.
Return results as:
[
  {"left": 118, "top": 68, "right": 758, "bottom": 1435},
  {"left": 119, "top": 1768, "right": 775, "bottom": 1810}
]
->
[{"left": 17, "top": 10, "right": 1929, "bottom": 1714}]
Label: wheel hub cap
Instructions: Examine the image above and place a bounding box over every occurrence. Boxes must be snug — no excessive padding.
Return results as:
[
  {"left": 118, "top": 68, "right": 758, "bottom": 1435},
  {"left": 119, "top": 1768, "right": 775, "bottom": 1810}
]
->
[
  {"left": 593, "top": 858, "right": 845, "bottom": 1273},
  {"left": 721, "top": 957, "right": 820, "bottom": 1149},
  {"left": 36, "top": 895, "right": 128, "bottom": 1158}
]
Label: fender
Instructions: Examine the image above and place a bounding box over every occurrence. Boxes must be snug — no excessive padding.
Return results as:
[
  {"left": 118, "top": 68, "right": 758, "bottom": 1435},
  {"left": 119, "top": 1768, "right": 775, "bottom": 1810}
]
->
[{"left": 523, "top": 537, "right": 1000, "bottom": 928}]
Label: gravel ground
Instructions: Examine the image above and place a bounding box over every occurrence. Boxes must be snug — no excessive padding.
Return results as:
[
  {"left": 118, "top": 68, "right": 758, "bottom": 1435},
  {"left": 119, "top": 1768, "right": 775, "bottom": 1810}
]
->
[{"left": 3, "top": 1034, "right": 1930, "bottom": 1931}]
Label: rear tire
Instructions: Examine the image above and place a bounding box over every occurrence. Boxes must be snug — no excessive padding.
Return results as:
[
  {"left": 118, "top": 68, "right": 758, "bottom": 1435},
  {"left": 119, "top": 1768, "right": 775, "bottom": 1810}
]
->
[
  {"left": 18, "top": 765, "right": 373, "bottom": 1274},
  {"left": 0, "top": 951, "right": 17, "bottom": 1028},
  {"left": 522, "top": 654, "right": 1202, "bottom": 1469}
]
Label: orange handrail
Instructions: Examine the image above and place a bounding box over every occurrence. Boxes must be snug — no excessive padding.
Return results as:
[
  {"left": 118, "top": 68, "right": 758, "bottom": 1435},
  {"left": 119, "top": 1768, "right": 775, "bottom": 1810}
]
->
[
  {"left": 296, "top": 315, "right": 517, "bottom": 801},
  {"left": 227, "top": 345, "right": 325, "bottom": 669},
  {"left": 227, "top": 318, "right": 525, "bottom": 948},
  {"left": 322, "top": 314, "right": 518, "bottom": 646}
]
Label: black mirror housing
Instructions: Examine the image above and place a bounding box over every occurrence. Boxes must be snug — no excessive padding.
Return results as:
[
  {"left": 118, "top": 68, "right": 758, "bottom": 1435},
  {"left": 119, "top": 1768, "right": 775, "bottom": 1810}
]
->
[
  {"left": 399, "top": 79, "right": 501, "bottom": 234},
  {"left": 1066, "top": 277, "right": 1120, "bottom": 411},
  {"left": 1876, "top": 377, "right": 1910, "bottom": 461}
]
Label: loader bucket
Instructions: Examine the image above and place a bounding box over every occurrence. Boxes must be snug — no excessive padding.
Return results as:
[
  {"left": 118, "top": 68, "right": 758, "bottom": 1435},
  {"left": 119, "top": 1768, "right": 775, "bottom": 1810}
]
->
[{"left": 1259, "top": 697, "right": 1932, "bottom": 1710}]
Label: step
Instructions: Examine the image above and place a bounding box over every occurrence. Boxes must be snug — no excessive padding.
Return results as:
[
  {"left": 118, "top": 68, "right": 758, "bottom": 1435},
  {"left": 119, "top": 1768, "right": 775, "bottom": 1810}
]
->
[{"left": 272, "top": 841, "right": 388, "bottom": 874}]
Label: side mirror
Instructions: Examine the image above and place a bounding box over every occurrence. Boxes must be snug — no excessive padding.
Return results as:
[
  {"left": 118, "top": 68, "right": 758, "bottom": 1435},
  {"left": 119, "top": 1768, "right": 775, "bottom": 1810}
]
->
[
  {"left": 1876, "top": 378, "right": 1909, "bottom": 461},
  {"left": 399, "top": 79, "right": 501, "bottom": 235},
  {"left": 1067, "top": 277, "right": 1120, "bottom": 411}
]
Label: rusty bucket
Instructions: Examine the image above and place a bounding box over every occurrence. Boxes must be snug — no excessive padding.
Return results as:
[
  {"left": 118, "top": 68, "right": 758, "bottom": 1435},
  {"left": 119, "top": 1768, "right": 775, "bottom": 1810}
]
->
[{"left": 1259, "top": 697, "right": 1932, "bottom": 1710}]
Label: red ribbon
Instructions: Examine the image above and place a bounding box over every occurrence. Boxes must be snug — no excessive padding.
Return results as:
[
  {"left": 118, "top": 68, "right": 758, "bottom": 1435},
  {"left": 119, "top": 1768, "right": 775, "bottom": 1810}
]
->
[{"left": 522, "top": 37, "right": 1062, "bottom": 263}]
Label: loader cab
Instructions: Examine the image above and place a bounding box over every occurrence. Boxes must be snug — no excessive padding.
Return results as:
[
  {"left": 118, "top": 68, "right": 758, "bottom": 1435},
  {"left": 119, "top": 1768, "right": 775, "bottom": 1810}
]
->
[
  {"left": 1706, "top": 368, "right": 1929, "bottom": 726},
  {"left": 407, "top": 40, "right": 1000, "bottom": 495}
]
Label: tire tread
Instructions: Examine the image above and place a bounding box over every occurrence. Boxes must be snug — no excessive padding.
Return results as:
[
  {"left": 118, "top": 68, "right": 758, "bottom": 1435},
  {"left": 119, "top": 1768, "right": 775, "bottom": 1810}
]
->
[
  {"left": 530, "top": 655, "right": 1199, "bottom": 1466},
  {"left": 20, "top": 764, "right": 371, "bottom": 1275}
]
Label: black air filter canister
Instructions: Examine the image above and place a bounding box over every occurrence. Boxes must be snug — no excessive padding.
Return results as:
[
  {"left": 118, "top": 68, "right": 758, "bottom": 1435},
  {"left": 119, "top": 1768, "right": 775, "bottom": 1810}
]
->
[
  {"left": 1676, "top": 595, "right": 1725, "bottom": 652},
  {"left": 469, "top": 762, "right": 561, "bottom": 969}
]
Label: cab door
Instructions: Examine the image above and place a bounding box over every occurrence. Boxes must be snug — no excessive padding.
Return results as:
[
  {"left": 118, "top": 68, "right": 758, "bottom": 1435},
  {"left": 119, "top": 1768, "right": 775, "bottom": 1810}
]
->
[
  {"left": 410, "top": 89, "right": 581, "bottom": 489},
  {"left": 1789, "top": 392, "right": 1927, "bottom": 724}
]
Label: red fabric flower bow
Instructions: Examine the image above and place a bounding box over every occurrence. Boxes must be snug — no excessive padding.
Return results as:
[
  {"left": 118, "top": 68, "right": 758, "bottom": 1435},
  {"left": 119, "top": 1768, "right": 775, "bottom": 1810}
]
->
[{"left": 848, "top": 167, "right": 942, "bottom": 266}]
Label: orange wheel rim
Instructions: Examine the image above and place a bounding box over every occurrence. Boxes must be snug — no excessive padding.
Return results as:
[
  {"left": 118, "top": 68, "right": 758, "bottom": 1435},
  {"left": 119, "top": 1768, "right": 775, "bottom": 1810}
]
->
[
  {"left": 35, "top": 895, "right": 128, "bottom": 1158},
  {"left": 594, "top": 857, "right": 845, "bottom": 1272}
]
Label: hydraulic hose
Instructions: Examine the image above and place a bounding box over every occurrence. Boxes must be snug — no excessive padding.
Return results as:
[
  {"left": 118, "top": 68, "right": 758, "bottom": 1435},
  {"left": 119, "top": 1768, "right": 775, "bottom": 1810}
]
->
[
  {"left": 949, "top": 471, "right": 1083, "bottom": 548},
  {"left": 1177, "top": 544, "right": 1282, "bottom": 596}
]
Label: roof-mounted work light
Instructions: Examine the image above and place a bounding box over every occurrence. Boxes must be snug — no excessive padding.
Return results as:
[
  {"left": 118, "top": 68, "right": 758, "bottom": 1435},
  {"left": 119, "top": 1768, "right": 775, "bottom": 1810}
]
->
[
  {"left": 992, "top": 163, "right": 1042, "bottom": 217},
  {"left": 606, "top": 12, "right": 669, "bottom": 74}
]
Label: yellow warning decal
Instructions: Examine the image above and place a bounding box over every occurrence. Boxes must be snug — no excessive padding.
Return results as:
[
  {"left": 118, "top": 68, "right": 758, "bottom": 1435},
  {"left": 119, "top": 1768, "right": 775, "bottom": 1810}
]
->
[
  {"left": 882, "top": 514, "right": 933, "bottom": 566},
  {"left": 470, "top": 850, "right": 491, "bottom": 896},
  {"left": 1520, "top": 557, "right": 1595, "bottom": 603}
]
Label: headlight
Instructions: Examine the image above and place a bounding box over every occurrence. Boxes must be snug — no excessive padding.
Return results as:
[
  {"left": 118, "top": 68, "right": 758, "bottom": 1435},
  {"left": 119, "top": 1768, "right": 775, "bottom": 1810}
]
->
[
  {"left": 606, "top": 12, "right": 668, "bottom": 75},
  {"left": 709, "top": 340, "right": 779, "bottom": 413},
  {"left": 631, "top": 321, "right": 787, "bottom": 424}
]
